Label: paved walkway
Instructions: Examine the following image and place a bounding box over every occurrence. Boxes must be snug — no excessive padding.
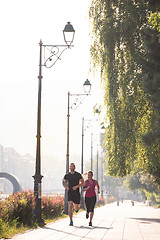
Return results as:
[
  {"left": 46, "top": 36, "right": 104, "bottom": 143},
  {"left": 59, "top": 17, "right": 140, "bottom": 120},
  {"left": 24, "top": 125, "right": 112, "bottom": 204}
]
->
[{"left": 10, "top": 201, "right": 160, "bottom": 240}]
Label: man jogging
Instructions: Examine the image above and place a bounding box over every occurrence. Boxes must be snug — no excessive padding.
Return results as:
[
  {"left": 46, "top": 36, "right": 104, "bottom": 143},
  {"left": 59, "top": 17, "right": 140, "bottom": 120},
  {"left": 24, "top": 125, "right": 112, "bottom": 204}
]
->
[{"left": 62, "top": 163, "right": 84, "bottom": 226}]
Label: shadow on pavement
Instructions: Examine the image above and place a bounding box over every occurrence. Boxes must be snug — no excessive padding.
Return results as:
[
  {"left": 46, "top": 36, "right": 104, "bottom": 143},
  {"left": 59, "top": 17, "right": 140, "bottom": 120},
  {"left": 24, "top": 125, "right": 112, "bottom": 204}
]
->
[
  {"left": 130, "top": 218, "right": 160, "bottom": 223},
  {"left": 74, "top": 226, "right": 112, "bottom": 230},
  {"left": 41, "top": 225, "right": 111, "bottom": 239},
  {"left": 43, "top": 225, "right": 112, "bottom": 231},
  {"left": 41, "top": 226, "right": 88, "bottom": 238}
]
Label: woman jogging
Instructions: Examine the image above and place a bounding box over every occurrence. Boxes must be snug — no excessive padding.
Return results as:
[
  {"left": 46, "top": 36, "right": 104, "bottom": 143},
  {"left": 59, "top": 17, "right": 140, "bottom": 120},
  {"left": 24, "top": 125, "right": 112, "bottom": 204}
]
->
[{"left": 83, "top": 170, "right": 100, "bottom": 226}]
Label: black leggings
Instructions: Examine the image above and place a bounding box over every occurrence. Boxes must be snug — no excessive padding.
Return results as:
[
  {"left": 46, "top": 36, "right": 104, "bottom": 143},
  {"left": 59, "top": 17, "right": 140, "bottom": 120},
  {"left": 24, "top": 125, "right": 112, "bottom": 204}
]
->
[{"left": 85, "top": 196, "right": 96, "bottom": 213}]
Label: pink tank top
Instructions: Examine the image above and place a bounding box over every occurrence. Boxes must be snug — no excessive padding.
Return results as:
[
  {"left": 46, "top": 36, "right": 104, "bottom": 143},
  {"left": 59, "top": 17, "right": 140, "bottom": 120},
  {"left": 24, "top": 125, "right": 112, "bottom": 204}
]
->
[{"left": 85, "top": 179, "right": 96, "bottom": 197}]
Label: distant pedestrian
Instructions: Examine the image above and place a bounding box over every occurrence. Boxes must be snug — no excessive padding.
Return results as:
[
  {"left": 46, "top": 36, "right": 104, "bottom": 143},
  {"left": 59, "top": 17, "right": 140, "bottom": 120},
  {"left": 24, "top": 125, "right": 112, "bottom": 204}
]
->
[
  {"left": 62, "top": 163, "right": 84, "bottom": 226},
  {"left": 83, "top": 170, "right": 100, "bottom": 226}
]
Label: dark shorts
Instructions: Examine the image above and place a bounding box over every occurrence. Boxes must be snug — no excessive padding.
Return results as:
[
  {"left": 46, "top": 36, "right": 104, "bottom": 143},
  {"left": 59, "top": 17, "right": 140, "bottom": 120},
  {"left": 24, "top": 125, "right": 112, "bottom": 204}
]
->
[
  {"left": 85, "top": 196, "right": 96, "bottom": 212},
  {"left": 68, "top": 190, "right": 80, "bottom": 204}
]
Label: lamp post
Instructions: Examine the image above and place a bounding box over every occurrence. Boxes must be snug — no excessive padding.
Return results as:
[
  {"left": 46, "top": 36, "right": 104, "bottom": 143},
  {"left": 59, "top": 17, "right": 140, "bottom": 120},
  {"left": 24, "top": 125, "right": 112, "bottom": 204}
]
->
[
  {"left": 100, "top": 126, "right": 105, "bottom": 199},
  {"left": 32, "top": 22, "right": 75, "bottom": 224},
  {"left": 81, "top": 118, "right": 98, "bottom": 172},
  {"left": 101, "top": 150, "right": 104, "bottom": 199},
  {"left": 64, "top": 79, "right": 91, "bottom": 214},
  {"left": 81, "top": 117, "right": 85, "bottom": 209},
  {"left": 96, "top": 144, "right": 99, "bottom": 182},
  {"left": 91, "top": 133, "right": 93, "bottom": 171},
  {"left": 81, "top": 117, "right": 85, "bottom": 175},
  {"left": 81, "top": 118, "right": 93, "bottom": 174},
  {"left": 81, "top": 117, "right": 95, "bottom": 208}
]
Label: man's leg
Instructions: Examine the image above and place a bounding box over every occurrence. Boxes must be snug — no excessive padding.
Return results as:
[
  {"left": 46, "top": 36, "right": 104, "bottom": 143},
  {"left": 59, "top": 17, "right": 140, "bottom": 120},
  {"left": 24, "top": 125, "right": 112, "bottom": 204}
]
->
[
  {"left": 68, "top": 201, "right": 73, "bottom": 221},
  {"left": 73, "top": 192, "right": 80, "bottom": 212},
  {"left": 73, "top": 203, "right": 80, "bottom": 211}
]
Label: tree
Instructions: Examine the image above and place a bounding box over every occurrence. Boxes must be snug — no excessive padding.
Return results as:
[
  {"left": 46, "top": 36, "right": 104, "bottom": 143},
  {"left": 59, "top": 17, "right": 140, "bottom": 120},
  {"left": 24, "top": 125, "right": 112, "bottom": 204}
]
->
[
  {"left": 124, "top": 172, "right": 160, "bottom": 203},
  {"left": 89, "top": 0, "right": 160, "bottom": 185}
]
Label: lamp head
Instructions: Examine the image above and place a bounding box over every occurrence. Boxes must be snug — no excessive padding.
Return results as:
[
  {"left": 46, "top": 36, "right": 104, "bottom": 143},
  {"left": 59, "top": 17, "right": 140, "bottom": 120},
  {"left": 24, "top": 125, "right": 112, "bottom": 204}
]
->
[
  {"left": 101, "top": 125, "right": 105, "bottom": 134},
  {"left": 83, "top": 79, "right": 91, "bottom": 95},
  {"left": 63, "top": 22, "right": 75, "bottom": 47}
]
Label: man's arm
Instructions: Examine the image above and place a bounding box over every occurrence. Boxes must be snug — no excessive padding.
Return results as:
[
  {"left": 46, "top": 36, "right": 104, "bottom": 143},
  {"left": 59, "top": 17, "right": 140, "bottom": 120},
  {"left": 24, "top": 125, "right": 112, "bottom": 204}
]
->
[
  {"left": 62, "top": 178, "right": 69, "bottom": 191},
  {"left": 72, "top": 177, "right": 84, "bottom": 190},
  {"left": 79, "top": 177, "right": 84, "bottom": 187}
]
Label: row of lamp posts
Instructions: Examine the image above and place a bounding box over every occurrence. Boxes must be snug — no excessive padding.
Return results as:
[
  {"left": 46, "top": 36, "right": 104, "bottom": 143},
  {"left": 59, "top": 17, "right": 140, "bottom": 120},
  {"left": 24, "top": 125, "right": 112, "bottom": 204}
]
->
[
  {"left": 32, "top": 21, "right": 105, "bottom": 222},
  {"left": 63, "top": 80, "right": 92, "bottom": 214},
  {"left": 81, "top": 118, "right": 106, "bottom": 204}
]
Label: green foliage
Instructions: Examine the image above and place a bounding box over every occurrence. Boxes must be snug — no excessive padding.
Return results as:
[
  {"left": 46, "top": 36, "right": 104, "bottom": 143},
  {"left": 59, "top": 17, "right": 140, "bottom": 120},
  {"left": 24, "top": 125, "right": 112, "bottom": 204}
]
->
[
  {"left": 144, "top": 0, "right": 160, "bottom": 12},
  {"left": 148, "top": 12, "right": 160, "bottom": 31},
  {"left": 93, "top": 104, "right": 102, "bottom": 115},
  {"left": 90, "top": 0, "right": 160, "bottom": 185},
  {"left": 124, "top": 172, "right": 160, "bottom": 204}
]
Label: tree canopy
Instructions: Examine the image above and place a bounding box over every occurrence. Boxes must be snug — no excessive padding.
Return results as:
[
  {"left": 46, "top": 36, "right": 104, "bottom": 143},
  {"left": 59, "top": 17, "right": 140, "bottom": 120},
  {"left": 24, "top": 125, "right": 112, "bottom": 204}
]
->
[{"left": 89, "top": 0, "right": 160, "bottom": 185}]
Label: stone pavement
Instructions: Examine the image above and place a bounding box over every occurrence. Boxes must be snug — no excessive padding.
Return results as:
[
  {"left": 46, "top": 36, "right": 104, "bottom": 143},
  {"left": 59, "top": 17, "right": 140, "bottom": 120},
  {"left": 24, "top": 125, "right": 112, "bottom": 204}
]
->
[{"left": 10, "top": 201, "right": 160, "bottom": 240}]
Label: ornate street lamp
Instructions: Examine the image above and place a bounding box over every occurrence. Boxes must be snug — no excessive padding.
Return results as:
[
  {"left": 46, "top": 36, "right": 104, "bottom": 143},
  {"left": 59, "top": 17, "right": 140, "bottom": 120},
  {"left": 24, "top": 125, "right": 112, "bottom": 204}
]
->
[
  {"left": 83, "top": 79, "right": 91, "bottom": 95},
  {"left": 32, "top": 22, "right": 75, "bottom": 225},
  {"left": 63, "top": 22, "right": 75, "bottom": 46},
  {"left": 64, "top": 79, "right": 91, "bottom": 214}
]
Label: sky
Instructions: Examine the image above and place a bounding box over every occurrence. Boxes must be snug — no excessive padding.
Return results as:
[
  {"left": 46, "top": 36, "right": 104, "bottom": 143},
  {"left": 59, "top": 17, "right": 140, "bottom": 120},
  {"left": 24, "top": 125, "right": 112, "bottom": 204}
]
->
[{"left": 0, "top": 0, "right": 104, "bottom": 174}]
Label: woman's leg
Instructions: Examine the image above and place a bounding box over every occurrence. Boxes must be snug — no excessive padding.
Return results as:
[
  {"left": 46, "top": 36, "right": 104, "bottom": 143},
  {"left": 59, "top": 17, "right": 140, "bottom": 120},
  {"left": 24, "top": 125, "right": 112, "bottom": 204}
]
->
[
  {"left": 90, "top": 211, "right": 94, "bottom": 222},
  {"left": 85, "top": 197, "right": 91, "bottom": 219},
  {"left": 89, "top": 196, "right": 96, "bottom": 223},
  {"left": 85, "top": 197, "right": 90, "bottom": 213}
]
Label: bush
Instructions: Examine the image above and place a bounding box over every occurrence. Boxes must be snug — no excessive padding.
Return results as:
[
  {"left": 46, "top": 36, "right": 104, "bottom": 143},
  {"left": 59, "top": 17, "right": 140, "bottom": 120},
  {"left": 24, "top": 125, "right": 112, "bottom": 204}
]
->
[
  {"left": 42, "top": 194, "right": 64, "bottom": 219},
  {"left": 0, "top": 190, "right": 35, "bottom": 225},
  {"left": 0, "top": 191, "right": 64, "bottom": 239},
  {"left": 0, "top": 191, "right": 64, "bottom": 225}
]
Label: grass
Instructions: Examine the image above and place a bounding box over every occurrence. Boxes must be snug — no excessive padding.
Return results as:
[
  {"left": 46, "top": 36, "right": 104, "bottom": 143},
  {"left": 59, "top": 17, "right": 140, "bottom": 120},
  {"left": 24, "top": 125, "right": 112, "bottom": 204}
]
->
[
  {"left": 0, "top": 220, "right": 37, "bottom": 239},
  {"left": 0, "top": 214, "right": 68, "bottom": 239},
  {"left": 1, "top": 209, "right": 86, "bottom": 239}
]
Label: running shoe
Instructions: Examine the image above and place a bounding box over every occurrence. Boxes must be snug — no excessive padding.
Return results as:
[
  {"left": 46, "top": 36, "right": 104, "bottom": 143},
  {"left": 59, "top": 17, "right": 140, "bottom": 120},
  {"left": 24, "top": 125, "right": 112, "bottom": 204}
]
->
[
  {"left": 86, "top": 212, "right": 89, "bottom": 219},
  {"left": 89, "top": 221, "right": 92, "bottom": 226},
  {"left": 69, "top": 220, "right": 73, "bottom": 226}
]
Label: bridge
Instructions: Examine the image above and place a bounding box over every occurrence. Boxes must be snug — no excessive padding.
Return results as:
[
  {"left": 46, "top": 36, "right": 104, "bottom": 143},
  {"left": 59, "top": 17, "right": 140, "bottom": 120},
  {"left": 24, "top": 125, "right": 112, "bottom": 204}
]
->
[{"left": 0, "top": 172, "right": 22, "bottom": 193}]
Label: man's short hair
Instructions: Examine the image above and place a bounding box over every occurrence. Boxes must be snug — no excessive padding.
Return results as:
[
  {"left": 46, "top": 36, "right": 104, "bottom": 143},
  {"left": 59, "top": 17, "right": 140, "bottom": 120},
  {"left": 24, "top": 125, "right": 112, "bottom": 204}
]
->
[{"left": 70, "top": 163, "right": 75, "bottom": 167}]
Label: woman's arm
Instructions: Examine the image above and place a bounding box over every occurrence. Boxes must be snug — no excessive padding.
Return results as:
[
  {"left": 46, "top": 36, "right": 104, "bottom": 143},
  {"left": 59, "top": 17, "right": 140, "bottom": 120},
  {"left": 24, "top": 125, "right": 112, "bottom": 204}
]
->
[
  {"left": 95, "top": 180, "right": 100, "bottom": 194},
  {"left": 82, "top": 180, "right": 89, "bottom": 192}
]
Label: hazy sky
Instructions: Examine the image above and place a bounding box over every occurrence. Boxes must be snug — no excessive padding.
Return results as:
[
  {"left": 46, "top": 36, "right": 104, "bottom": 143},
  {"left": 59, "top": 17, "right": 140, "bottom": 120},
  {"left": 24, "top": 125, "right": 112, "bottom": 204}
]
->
[{"left": 0, "top": 0, "right": 104, "bottom": 172}]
